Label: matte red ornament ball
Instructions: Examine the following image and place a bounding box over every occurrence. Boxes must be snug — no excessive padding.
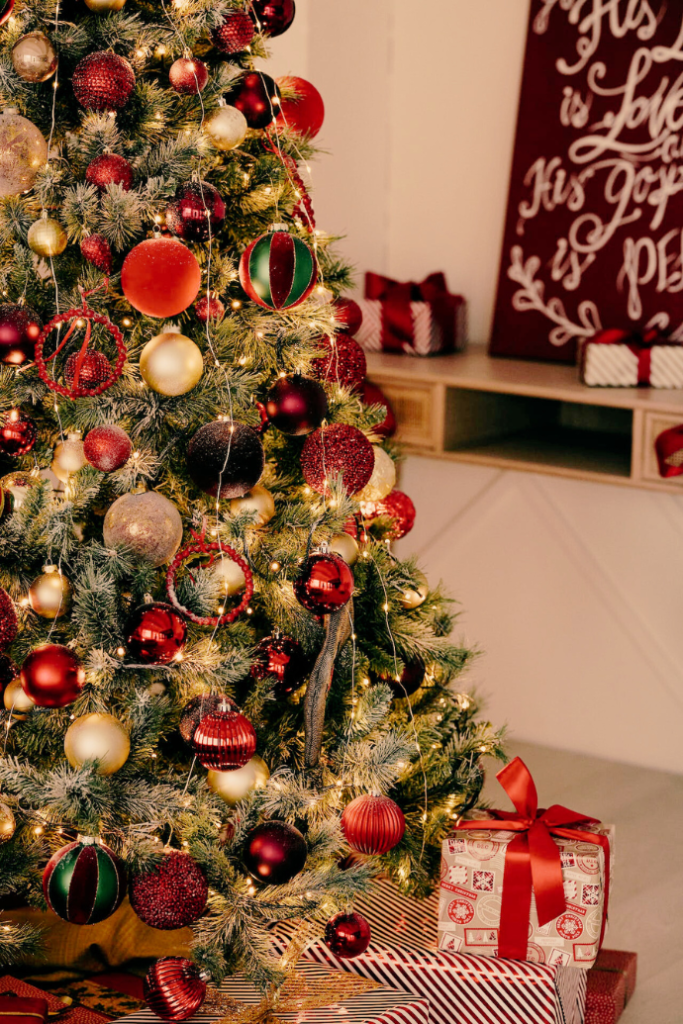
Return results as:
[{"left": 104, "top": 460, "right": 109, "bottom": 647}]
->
[
  {"left": 265, "top": 374, "right": 328, "bottom": 436},
  {"left": 126, "top": 602, "right": 187, "bottom": 665},
  {"left": 86, "top": 153, "right": 134, "bottom": 192},
  {"left": 333, "top": 298, "right": 363, "bottom": 336},
  {"left": 195, "top": 294, "right": 225, "bottom": 323},
  {"left": 20, "top": 644, "right": 85, "bottom": 708},
  {"left": 130, "top": 852, "right": 208, "bottom": 931},
  {"left": 143, "top": 958, "right": 207, "bottom": 1021},
  {"left": 0, "top": 588, "right": 17, "bottom": 652},
  {"left": 80, "top": 234, "right": 113, "bottom": 274},
  {"left": 275, "top": 76, "right": 325, "bottom": 138},
  {"left": 252, "top": 0, "right": 296, "bottom": 37},
  {"left": 168, "top": 57, "right": 208, "bottom": 95},
  {"left": 341, "top": 794, "right": 405, "bottom": 855},
  {"left": 361, "top": 381, "right": 396, "bottom": 438},
  {"left": 0, "top": 303, "right": 42, "bottom": 366},
  {"left": 325, "top": 911, "right": 372, "bottom": 959},
  {"left": 192, "top": 707, "right": 257, "bottom": 770},
  {"left": 83, "top": 425, "right": 132, "bottom": 473},
  {"left": 300, "top": 423, "right": 375, "bottom": 496},
  {"left": 121, "top": 238, "right": 202, "bottom": 318},
  {"left": 293, "top": 552, "right": 354, "bottom": 614},
  {"left": 0, "top": 409, "right": 37, "bottom": 457},
  {"left": 310, "top": 334, "right": 367, "bottom": 392},
  {"left": 212, "top": 11, "right": 255, "bottom": 54},
  {"left": 72, "top": 52, "right": 136, "bottom": 111},
  {"left": 224, "top": 71, "right": 281, "bottom": 130},
  {"left": 65, "top": 350, "right": 112, "bottom": 390},
  {"left": 360, "top": 490, "right": 416, "bottom": 540}
]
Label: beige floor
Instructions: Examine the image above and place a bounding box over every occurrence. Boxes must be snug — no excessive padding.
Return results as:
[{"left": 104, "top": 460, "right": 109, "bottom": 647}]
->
[{"left": 481, "top": 741, "right": 683, "bottom": 1024}]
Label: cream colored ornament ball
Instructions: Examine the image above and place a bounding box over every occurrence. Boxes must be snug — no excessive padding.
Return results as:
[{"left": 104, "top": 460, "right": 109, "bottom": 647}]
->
[
  {"left": 207, "top": 755, "right": 270, "bottom": 806},
  {"left": 399, "top": 581, "right": 428, "bottom": 610},
  {"left": 12, "top": 32, "right": 58, "bottom": 83},
  {"left": 205, "top": 105, "right": 248, "bottom": 151},
  {"left": 229, "top": 484, "right": 275, "bottom": 528},
  {"left": 211, "top": 555, "right": 246, "bottom": 597},
  {"left": 356, "top": 447, "right": 396, "bottom": 502},
  {"left": 84, "top": 0, "right": 128, "bottom": 10},
  {"left": 329, "top": 532, "right": 359, "bottom": 565},
  {"left": 28, "top": 216, "right": 67, "bottom": 257},
  {"left": 0, "top": 801, "right": 16, "bottom": 844},
  {"left": 140, "top": 330, "right": 204, "bottom": 397},
  {"left": 103, "top": 490, "right": 183, "bottom": 567},
  {"left": 3, "top": 675, "right": 34, "bottom": 719},
  {"left": 29, "top": 565, "right": 72, "bottom": 620},
  {"left": 52, "top": 433, "right": 86, "bottom": 483},
  {"left": 64, "top": 712, "right": 130, "bottom": 775},
  {"left": 0, "top": 471, "right": 36, "bottom": 510},
  {"left": 0, "top": 109, "right": 48, "bottom": 197}
]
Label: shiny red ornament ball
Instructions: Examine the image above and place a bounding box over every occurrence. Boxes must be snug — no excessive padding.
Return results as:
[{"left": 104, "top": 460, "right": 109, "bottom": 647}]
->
[
  {"left": 275, "top": 76, "right": 324, "bottom": 138},
  {"left": 294, "top": 552, "right": 354, "bottom": 614},
  {"left": 21, "top": 644, "right": 85, "bottom": 708},
  {"left": 83, "top": 425, "right": 132, "bottom": 472},
  {"left": 360, "top": 490, "right": 416, "bottom": 540},
  {"left": 361, "top": 381, "right": 396, "bottom": 438},
  {"left": 179, "top": 692, "right": 233, "bottom": 746},
  {"left": 187, "top": 421, "right": 264, "bottom": 499},
  {"left": 310, "top": 334, "right": 367, "bottom": 392},
  {"left": 252, "top": 0, "right": 296, "bottom": 37},
  {"left": 0, "top": 409, "right": 37, "bottom": 457},
  {"left": 341, "top": 794, "right": 405, "bottom": 855},
  {"left": 65, "top": 350, "right": 112, "bottom": 390},
  {"left": 195, "top": 294, "right": 225, "bottom": 323},
  {"left": 166, "top": 180, "right": 225, "bottom": 243},
  {"left": 325, "top": 911, "right": 372, "bottom": 959},
  {"left": 212, "top": 11, "right": 255, "bottom": 54},
  {"left": 72, "top": 51, "right": 136, "bottom": 111},
  {"left": 0, "top": 588, "right": 17, "bottom": 652},
  {"left": 130, "top": 852, "right": 208, "bottom": 931},
  {"left": 370, "top": 659, "right": 425, "bottom": 698},
  {"left": 224, "top": 71, "right": 281, "bottom": 130},
  {"left": 251, "top": 634, "right": 307, "bottom": 697},
  {"left": 144, "top": 958, "right": 207, "bottom": 1021},
  {"left": 80, "top": 234, "right": 113, "bottom": 274},
  {"left": 126, "top": 602, "right": 187, "bottom": 665},
  {"left": 169, "top": 57, "right": 208, "bottom": 95},
  {"left": 300, "top": 424, "right": 375, "bottom": 496},
  {"left": 266, "top": 375, "right": 328, "bottom": 436},
  {"left": 86, "top": 153, "right": 134, "bottom": 192},
  {"left": 192, "top": 706, "right": 256, "bottom": 770},
  {"left": 333, "top": 298, "right": 363, "bottom": 336},
  {"left": 121, "top": 238, "right": 202, "bottom": 318},
  {"left": 0, "top": 303, "right": 42, "bottom": 366},
  {"left": 244, "top": 820, "right": 307, "bottom": 884}
]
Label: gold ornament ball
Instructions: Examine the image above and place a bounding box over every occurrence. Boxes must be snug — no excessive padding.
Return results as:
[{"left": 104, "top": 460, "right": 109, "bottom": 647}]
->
[
  {"left": 52, "top": 433, "right": 86, "bottom": 483},
  {"left": 0, "top": 801, "right": 16, "bottom": 844},
  {"left": 11, "top": 32, "right": 58, "bottom": 83},
  {"left": 356, "top": 447, "right": 396, "bottom": 502},
  {"left": 84, "top": 0, "right": 128, "bottom": 10},
  {"left": 229, "top": 485, "right": 275, "bottom": 528},
  {"left": 0, "top": 471, "right": 36, "bottom": 510},
  {"left": 29, "top": 565, "right": 72, "bottom": 620},
  {"left": 205, "top": 105, "right": 248, "bottom": 151},
  {"left": 0, "top": 108, "right": 48, "bottom": 197},
  {"left": 399, "top": 582, "right": 428, "bottom": 610},
  {"left": 140, "top": 330, "right": 204, "bottom": 397},
  {"left": 207, "top": 755, "right": 270, "bottom": 806},
  {"left": 329, "top": 532, "right": 359, "bottom": 565},
  {"left": 28, "top": 216, "right": 67, "bottom": 257},
  {"left": 211, "top": 556, "right": 246, "bottom": 597},
  {"left": 64, "top": 712, "right": 130, "bottom": 775},
  {"left": 103, "top": 490, "right": 183, "bottom": 567},
  {"left": 3, "top": 675, "right": 35, "bottom": 720}
]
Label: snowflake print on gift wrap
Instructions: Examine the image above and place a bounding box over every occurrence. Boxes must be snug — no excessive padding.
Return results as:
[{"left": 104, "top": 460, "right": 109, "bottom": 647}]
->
[
  {"left": 582, "top": 884, "right": 600, "bottom": 906},
  {"left": 472, "top": 870, "right": 494, "bottom": 892},
  {"left": 556, "top": 913, "right": 584, "bottom": 940},
  {"left": 447, "top": 898, "right": 475, "bottom": 925}
]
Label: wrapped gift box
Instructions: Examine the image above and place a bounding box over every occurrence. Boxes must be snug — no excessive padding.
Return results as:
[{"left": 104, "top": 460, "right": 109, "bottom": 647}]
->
[
  {"left": 0, "top": 997, "right": 48, "bottom": 1024},
  {"left": 585, "top": 968, "right": 626, "bottom": 1024},
  {"left": 0, "top": 978, "right": 109, "bottom": 1024},
  {"left": 592, "top": 950, "right": 637, "bottom": 1003},
  {"left": 356, "top": 272, "right": 467, "bottom": 356},
  {"left": 580, "top": 329, "right": 683, "bottom": 387}
]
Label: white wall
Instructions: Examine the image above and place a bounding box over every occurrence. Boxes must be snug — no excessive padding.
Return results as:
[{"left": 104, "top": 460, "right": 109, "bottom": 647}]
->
[{"left": 267, "top": 0, "right": 683, "bottom": 774}]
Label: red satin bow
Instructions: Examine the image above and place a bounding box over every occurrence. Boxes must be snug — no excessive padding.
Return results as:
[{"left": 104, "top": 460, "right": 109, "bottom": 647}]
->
[
  {"left": 453, "top": 757, "right": 611, "bottom": 961},
  {"left": 364, "top": 272, "right": 459, "bottom": 354},
  {"left": 589, "top": 326, "right": 677, "bottom": 385}
]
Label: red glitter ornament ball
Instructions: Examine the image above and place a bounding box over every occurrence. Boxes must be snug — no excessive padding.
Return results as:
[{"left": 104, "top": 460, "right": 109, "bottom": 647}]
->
[
  {"left": 224, "top": 71, "right": 281, "bottom": 130},
  {"left": 251, "top": 634, "right": 307, "bottom": 697},
  {"left": 0, "top": 303, "right": 42, "bottom": 366},
  {"left": 86, "top": 153, "right": 134, "bottom": 192},
  {"left": 300, "top": 424, "right": 374, "bottom": 496},
  {"left": 0, "top": 588, "right": 17, "bottom": 652},
  {"left": 144, "top": 958, "right": 207, "bottom": 1021},
  {"left": 192, "top": 706, "right": 257, "bottom": 770},
  {"left": 80, "top": 234, "right": 113, "bottom": 274},
  {"left": 325, "top": 911, "right": 372, "bottom": 959},
  {"left": 341, "top": 794, "right": 405, "bottom": 855},
  {"left": 166, "top": 180, "right": 225, "bottom": 243},
  {"left": 361, "top": 381, "right": 396, "bottom": 438},
  {"left": 310, "top": 334, "right": 367, "bottom": 392},
  {"left": 179, "top": 693, "right": 233, "bottom": 746},
  {"left": 212, "top": 11, "right": 255, "bottom": 54},
  {"left": 21, "top": 644, "right": 85, "bottom": 708},
  {"left": 275, "top": 76, "right": 324, "bottom": 138},
  {"left": 131, "top": 852, "right": 208, "bottom": 931},
  {"left": 121, "top": 238, "right": 202, "bottom": 318},
  {"left": 195, "top": 294, "right": 225, "bottom": 323},
  {"left": 169, "top": 57, "right": 208, "bottom": 95},
  {"left": 252, "top": 0, "right": 296, "bottom": 37},
  {"left": 360, "top": 490, "right": 416, "bottom": 540},
  {"left": 294, "top": 552, "right": 354, "bottom": 615},
  {"left": 72, "top": 52, "right": 135, "bottom": 112},
  {"left": 266, "top": 374, "right": 328, "bottom": 436},
  {"left": 83, "top": 425, "right": 132, "bottom": 473},
  {"left": 244, "top": 820, "right": 307, "bottom": 884},
  {"left": 126, "top": 602, "right": 187, "bottom": 665},
  {"left": 333, "top": 298, "right": 363, "bottom": 336},
  {"left": 0, "top": 409, "right": 37, "bottom": 457},
  {"left": 65, "top": 350, "right": 112, "bottom": 390}
]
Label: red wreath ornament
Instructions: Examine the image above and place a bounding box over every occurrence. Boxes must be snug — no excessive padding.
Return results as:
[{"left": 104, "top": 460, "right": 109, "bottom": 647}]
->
[
  {"left": 34, "top": 281, "right": 127, "bottom": 399},
  {"left": 166, "top": 527, "right": 253, "bottom": 627}
]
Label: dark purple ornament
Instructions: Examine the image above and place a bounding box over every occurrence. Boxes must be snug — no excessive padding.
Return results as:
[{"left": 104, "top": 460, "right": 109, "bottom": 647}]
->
[
  {"left": 294, "top": 552, "right": 354, "bottom": 615},
  {"left": 187, "top": 421, "right": 264, "bottom": 499},
  {"left": 166, "top": 181, "right": 226, "bottom": 244},
  {"left": 325, "top": 911, "right": 372, "bottom": 959},
  {"left": 251, "top": 634, "right": 307, "bottom": 696},
  {"left": 0, "top": 304, "right": 42, "bottom": 366},
  {"left": 224, "top": 71, "right": 281, "bottom": 130},
  {"left": 251, "top": 0, "right": 296, "bottom": 37},
  {"left": 243, "top": 820, "right": 307, "bottom": 884},
  {"left": 370, "top": 659, "right": 426, "bottom": 698},
  {"left": 266, "top": 375, "right": 328, "bottom": 436}
]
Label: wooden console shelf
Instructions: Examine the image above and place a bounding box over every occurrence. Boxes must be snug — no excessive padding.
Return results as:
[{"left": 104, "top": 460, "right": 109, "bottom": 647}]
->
[{"left": 365, "top": 347, "right": 683, "bottom": 492}]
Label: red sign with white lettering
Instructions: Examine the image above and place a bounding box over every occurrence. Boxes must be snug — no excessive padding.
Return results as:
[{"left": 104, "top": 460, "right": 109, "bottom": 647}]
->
[{"left": 490, "top": 0, "right": 683, "bottom": 363}]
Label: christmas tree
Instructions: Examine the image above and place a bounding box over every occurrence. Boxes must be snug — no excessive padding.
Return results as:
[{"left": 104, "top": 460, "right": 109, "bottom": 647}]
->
[{"left": 0, "top": 0, "right": 505, "bottom": 993}]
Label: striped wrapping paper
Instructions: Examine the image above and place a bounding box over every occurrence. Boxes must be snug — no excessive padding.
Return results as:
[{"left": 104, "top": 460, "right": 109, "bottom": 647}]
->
[
  {"left": 274, "top": 879, "right": 587, "bottom": 1024},
  {"left": 581, "top": 342, "right": 683, "bottom": 387},
  {"left": 355, "top": 300, "right": 468, "bottom": 357},
  {"left": 111, "top": 961, "right": 429, "bottom": 1024}
]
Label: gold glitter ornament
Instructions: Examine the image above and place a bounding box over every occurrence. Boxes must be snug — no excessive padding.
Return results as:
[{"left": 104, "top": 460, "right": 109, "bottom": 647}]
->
[
  {"left": 11, "top": 32, "right": 58, "bottom": 83},
  {"left": 3, "top": 675, "right": 35, "bottom": 719},
  {"left": 0, "top": 108, "right": 48, "bottom": 197},
  {"left": 207, "top": 755, "right": 270, "bottom": 806},
  {"left": 29, "top": 565, "right": 72, "bottom": 620},
  {"left": 355, "top": 447, "right": 396, "bottom": 503},
  {"left": 28, "top": 215, "right": 67, "bottom": 257},
  {"left": 52, "top": 432, "right": 86, "bottom": 483},
  {"left": 103, "top": 490, "right": 183, "bottom": 567},
  {"left": 64, "top": 712, "right": 130, "bottom": 775},
  {"left": 329, "top": 532, "right": 359, "bottom": 565},
  {"left": 0, "top": 801, "right": 16, "bottom": 843},
  {"left": 229, "top": 484, "right": 275, "bottom": 528},
  {"left": 204, "top": 105, "right": 248, "bottom": 151},
  {"left": 139, "top": 330, "right": 204, "bottom": 397}
]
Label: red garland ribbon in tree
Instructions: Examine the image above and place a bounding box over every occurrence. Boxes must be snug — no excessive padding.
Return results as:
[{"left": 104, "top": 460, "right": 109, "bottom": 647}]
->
[
  {"left": 263, "top": 131, "right": 316, "bottom": 231},
  {"left": 165, "top": 526, "right": 253, "bottom": 627}
]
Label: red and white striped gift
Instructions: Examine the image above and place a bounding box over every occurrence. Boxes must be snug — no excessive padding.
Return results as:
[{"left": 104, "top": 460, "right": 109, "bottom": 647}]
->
[{"left": 355, "top": 272, "right": 467, "bottom": 357}]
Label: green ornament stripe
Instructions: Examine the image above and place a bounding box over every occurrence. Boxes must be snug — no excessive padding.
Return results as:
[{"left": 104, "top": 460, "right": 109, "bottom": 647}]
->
[
  {"left": 285, "top": 238, "right": 315, "bottom": 307},
  {"left": 248, "top": 235, "right": 274, "bottom": 308},
  {"left": 47, "top": 844, "right": 81, "bottom": 921},
  {"left": 92, "top": 845, "right": 120, "bottom": 920}
]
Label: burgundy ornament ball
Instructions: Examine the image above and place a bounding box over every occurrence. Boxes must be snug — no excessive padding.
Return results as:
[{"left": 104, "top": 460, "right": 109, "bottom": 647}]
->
[
  {"left": 360, "top": 490, "right": 416, "bottom": 541},
  {"left": 275, "top": 76, "right": 324, "bottom": 138},
  {"left": 310, "top": 334, "right": 366, "bottom": 392},
  {"left": 179, "top": 692, "right": 232, "bottom": 746},
  {"left": 325, "top": 911, "right": 372, "bottom": 959},
  {"left": 195, "top": 294, "right": 225, "bottom": 323},
  {"left": 86, "top": 153, "right": 134, "bottom": 192},
  {"left": 83, "top": 425, "right": 132, "bottom": 472},
  {"left": 361, "top": 381, "right": 396, "bottom": 438},
  {"left": 212, "top": 11, "right": 255, "bottom": 54},
  {"left": 333, "top": 298, "right": 363, "bottom": 336},
  {"left": 130, "top": 852, "right": 208, "bottom": 930},
  {"left": 166, "top": 180, "right": 225, "bottom": 243},
  {"left": 21, "top": 644, "right": 85, "bottom": 707},
  {"left": 0, "top": 588, "right": 17, "bottom": 652},
  {"left": 294, "top": 552, "right": 353, "bottom": 615},
  {"left": 0, "top": 303, "right": 42, "bottom": 366},
  {"left": 300, "top": 424, "right": 374, "bottom": 496},
  {"left": 251, "top": 0, "right": 296, "bottom": 37},
  {"left": 371, "top": 659, "right": 425, "bottom": 698},
  {"left": 65, "top": 350, "right": 112, "bottom": 390},
  {"left": 224, "top": 71, "right": 281, "bottom": 130},
  {"left": 341, "top": 794, "right": 405, "bottom": 855},
  {"left": 72, "top": 52, "right": 136, "bottom": 112},
  {"left": 168, "top": 57, "right": 208, "bottom": 95},
  {"left": 266, "top": 375, "right": 328, "bottom": 436},
  {"left": 187, "top": 421, "right": 264, "bottom": 499},
  {"left": 126, "top": 602, "right": 187, "bottom": 665},
  {"left": 192, "top": 706, "right": 256, "bottom": 770},
  {"left": 144, "top": 958, "right": 207, "bottom": 1021},
  {"left": 251, "top": 634, "right": 307, "bottom": 696},
  {"left": 244, "top": 820, "right": 307, "bottom": 884},
  {"left": 0, "top": 409, "right": 37, "bottom": 457},
  {"left": 80, "top": 234, "right": 113, "bottom": 274}
]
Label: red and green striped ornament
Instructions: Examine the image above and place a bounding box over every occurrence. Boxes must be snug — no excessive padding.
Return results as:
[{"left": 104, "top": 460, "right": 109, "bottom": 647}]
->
[
  {"left": 42, "top": 838, "right": 126, "bottom": 924},
  {"left": 239, "top": 230, "right": 317, "bottom": 311}
]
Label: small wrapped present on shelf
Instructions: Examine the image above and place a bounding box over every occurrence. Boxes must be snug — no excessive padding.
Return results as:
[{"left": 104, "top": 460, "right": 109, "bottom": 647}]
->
[
  {"left": 0, "top": 978, "right": 109, "bottom": 1024},
  {"left": 585, "top": 950, "right": 637, "bottom": 1024},
  {"left": 356, "top": 272, "right": 467, "bottom": 356},
  {"left": 580, "top": 327, "right": 683, "bottom": 387},
  {"left": 439, "top": 757, "right": 613, "bottom": 970}
]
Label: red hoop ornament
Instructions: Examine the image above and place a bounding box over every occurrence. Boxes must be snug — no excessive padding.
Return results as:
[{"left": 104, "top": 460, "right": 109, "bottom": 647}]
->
[
  {"left": 34, "top": 281, "right": 127, "bottom": 399},
  {"left": 165, "top": 527, "right": 254, "bottom": 627}
]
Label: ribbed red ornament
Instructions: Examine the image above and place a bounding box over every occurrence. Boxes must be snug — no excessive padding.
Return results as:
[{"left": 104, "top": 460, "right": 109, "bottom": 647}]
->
[
  {"left": 192, "top": 707, "right": 256, "bottom": 770},
  {"left": 143, "top": 958, "right": 206, "bottom": 1022},
  {"left": 341, "top": 794, "right": 405, "bottom": 855}
]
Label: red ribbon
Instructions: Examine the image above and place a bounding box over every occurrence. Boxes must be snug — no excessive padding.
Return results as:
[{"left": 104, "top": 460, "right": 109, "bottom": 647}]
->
[
  {"left": 452, "top": 757, "right": 611, "bottom": 961},
  {"left": 588, "top": 327, "right": 680, "bottom": 385},
  {"left": 655, "top": 425, "right": 683, "bottom": 477},
  {"left": 364, "top": 271, "right": 461, "bottom": 354}
]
